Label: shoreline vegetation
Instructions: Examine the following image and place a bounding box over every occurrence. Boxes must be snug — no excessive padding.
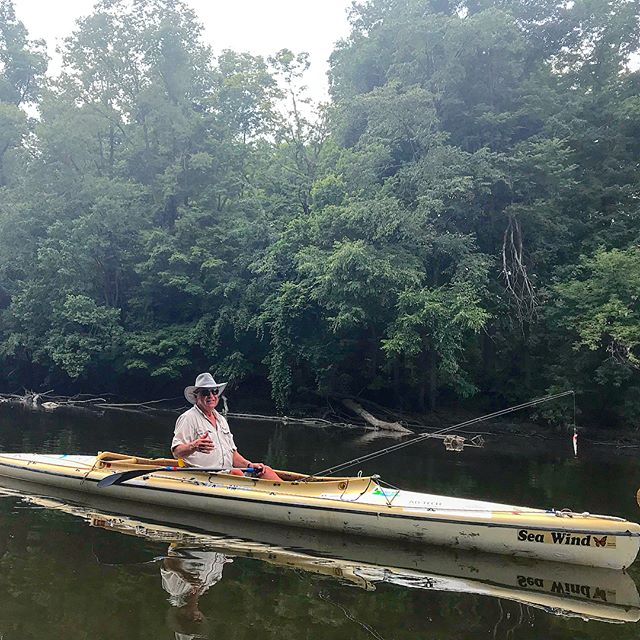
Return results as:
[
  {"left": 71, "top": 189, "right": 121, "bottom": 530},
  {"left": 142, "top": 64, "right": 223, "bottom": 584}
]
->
[
  {"left": 2, "top": 389, "right": 639, "bottom": 453},
  {"left": 0, "top": 1, "right": 638, "bottom": 429}
]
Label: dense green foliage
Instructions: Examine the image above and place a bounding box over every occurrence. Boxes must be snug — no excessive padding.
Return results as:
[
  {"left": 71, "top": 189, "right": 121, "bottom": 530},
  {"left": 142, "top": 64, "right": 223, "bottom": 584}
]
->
[{"left": 0, "top": 0, "right": 638, "bottom": 424}]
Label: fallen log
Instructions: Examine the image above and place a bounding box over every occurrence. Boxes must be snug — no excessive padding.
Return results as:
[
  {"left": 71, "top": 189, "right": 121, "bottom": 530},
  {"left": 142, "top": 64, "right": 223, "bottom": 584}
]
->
[{"left": 342, "top": 399, "right": 414, "bottom": 434}]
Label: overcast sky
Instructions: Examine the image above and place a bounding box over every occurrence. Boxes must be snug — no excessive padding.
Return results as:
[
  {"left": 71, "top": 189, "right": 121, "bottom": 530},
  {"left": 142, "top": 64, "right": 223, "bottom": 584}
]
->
[{"left": 12, "top": 0, "right": 354, "bottom": 102}]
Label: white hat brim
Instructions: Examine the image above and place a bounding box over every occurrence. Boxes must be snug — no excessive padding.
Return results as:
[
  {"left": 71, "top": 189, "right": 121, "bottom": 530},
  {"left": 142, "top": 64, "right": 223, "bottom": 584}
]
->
[{"left": 184, "top": 382, "right": 227, "bottom": 404}]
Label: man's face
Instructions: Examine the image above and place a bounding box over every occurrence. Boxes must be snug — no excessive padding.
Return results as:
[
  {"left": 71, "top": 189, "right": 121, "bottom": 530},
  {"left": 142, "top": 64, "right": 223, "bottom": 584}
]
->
[{"left": 195, "top": 388, "right": 219, "bottom": 414}]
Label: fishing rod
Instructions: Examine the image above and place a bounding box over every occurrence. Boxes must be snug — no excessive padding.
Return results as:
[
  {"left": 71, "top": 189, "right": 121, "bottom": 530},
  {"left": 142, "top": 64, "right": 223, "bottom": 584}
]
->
[{"left": 310, "top": 390, "right": 574, "bottom": 478}]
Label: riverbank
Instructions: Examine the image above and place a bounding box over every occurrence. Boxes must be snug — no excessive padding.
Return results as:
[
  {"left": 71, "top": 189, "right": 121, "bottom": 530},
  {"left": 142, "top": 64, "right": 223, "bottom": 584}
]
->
[{"left": 2, "top": 389, "right": 638, "bottom": 454}]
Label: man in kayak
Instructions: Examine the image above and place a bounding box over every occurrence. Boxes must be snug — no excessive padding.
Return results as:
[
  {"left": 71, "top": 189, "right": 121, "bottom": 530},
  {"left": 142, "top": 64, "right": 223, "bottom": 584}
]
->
[{"left": 171, "top": 372, "right": 281, "bottom": 480}]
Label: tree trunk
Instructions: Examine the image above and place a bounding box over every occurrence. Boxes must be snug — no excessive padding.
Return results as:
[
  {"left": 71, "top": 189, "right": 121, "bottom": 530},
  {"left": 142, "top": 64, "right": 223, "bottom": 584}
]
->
[
  {"left": 481, "top": 329, "right": 494, "bottom": 385},
  {"left": 522, "top": 326, "right": 531, "bottom": 392},
  {"left": 392, "top": 357, "right": 401, "bottom": 409},
  {"left": 342, "top": 399, "right": 413, "bottom": 434},
  {"left": 427, "top": 350, "right": 437, "bottom": 411}
]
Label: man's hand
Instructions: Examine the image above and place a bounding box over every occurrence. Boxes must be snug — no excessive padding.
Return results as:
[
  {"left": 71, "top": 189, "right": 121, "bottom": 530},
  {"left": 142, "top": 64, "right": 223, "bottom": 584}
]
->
[
  {"left": 192, "top": 433, "right": 213, "bottom": 454},
  {"left": 249, "top": 463, "right": 265, "bottom": 476}
]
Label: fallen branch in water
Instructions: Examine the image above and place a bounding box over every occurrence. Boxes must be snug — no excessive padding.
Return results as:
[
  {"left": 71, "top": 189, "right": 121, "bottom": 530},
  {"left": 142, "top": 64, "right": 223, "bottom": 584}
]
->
[
  {"left": 342, "top": 398, "right": 414, "bottom": 434},
  {"left": 0, "top": 392, "right": 180, "bottom": 414},
  {"left": 229, "top": 413, "right": 343, "bottom": 428}
]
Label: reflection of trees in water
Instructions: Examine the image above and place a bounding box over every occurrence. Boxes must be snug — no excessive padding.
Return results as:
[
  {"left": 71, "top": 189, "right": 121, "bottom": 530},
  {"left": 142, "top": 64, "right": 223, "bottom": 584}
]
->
[
  {"left": 0, "top": 407, "right": 83, "bottom": 454},
  {"left": 43, "top": 428, "right": 82, "bottom": 455},
  {"left": 0, "top": 500, "right": 19, "bottom": 560},
  {"left": 0, "top": 498, "right": 29, "bottom": 558},
  {"left": 0, "top": 503, "right": 162, "bottom": 637},
  {"left": 265, "top": 425, "right": 289, "bottom": 470},
  {"left": 491, "top": 600, "right": 534, "bottom": 640},
  {"left": 0, "top": 405, "right": 169, "bottom": 458},
  {"left": 529, "top": 458, "right": 635, "bottom": 519}
]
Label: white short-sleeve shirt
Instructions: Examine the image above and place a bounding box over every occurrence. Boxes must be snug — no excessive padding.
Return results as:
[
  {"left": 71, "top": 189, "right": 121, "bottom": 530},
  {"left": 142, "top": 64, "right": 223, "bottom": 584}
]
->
[
  {"left": 171, "top": 406, "right": 237, "bottom": 469},
  {"left": 161, "top": 550, "right": 230, "bottom": 607}
]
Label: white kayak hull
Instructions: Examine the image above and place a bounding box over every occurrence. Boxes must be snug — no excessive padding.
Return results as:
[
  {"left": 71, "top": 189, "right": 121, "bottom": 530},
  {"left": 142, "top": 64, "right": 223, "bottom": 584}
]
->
[{"left": 0, "top": 452, "right": 638, "bottom": 570}]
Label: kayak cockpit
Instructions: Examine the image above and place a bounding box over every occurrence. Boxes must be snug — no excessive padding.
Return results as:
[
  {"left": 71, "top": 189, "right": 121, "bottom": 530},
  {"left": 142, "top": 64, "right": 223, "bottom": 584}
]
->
[{"left": 95, "top": 451, "right": 375, "bottom": 496}]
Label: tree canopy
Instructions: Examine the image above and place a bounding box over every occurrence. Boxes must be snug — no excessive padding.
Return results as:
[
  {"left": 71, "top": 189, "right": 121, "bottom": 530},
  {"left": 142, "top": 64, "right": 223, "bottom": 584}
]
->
[{"left": 0, "top": 0, "right": 638, "bottom": 426}]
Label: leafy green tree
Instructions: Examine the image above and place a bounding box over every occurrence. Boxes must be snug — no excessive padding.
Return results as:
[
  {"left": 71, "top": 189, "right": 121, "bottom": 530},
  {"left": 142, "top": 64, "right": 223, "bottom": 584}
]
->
[
  {"left": 542, "top": 247, "right": 640, "bottom": 424},
  {"left": 552, "top": 248, "right": 640, "bottom": 372},
  {"left": 1, "top": 0, "right": 639, "bottom": 426},
  {"left": 383, "top": 251, "right": 491, "bottom": 409},
  {"left": 0, "top": 0, "right": 46, "bottom": 185}
]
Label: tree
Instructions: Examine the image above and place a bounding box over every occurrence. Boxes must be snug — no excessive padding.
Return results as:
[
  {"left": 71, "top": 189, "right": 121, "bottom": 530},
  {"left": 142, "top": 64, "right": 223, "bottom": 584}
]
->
[
  {"left": 552, "top": 248, "right": 640, "bottom": 372},
  {"left": 0, "top": 0, "right": 46, "bottom": 185}
]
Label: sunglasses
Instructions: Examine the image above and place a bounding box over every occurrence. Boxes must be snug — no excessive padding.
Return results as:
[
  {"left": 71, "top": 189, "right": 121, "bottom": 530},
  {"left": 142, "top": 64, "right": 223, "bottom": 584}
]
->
[{"left": 197, "top": 388, "right": 219, "bottom": 397}]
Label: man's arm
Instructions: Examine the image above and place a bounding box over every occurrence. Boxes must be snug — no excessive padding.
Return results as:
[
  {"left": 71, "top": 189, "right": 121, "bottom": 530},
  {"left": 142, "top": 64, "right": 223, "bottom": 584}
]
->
[
  {"left": 232, "top": 450, "right": 281, "bottom": 480},
  {"left": 172, "top": 442, "right": 195, "bottom": 459},
  {"left": 232, "top": 450, "right": 252, "bottom": 467}
]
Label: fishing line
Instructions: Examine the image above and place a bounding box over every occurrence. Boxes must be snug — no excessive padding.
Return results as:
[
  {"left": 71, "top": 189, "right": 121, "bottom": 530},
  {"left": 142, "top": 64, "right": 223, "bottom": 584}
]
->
[{"left": 308, "top": 391, "right": 574, "bottom": 478}]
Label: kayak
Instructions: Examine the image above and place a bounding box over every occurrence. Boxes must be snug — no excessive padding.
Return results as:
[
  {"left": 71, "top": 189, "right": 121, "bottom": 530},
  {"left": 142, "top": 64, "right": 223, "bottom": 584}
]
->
[
  {"left": 1, "top": 480, "right": 638, "bottom": 624},
  {"left": 0, "top": 450, "right": 638, "bottom": 570}
]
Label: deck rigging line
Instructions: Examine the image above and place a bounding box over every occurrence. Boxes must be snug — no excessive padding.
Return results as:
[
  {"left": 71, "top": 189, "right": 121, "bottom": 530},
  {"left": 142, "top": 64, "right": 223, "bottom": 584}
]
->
[{"left": 309, "top": 390, "right": 575, "bottom": 478}]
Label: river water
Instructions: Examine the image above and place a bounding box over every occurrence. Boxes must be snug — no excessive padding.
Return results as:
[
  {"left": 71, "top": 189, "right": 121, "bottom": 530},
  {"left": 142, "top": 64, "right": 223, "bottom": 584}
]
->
[{"left": 0, "top": 402, "right": 639, "bottom": 639}]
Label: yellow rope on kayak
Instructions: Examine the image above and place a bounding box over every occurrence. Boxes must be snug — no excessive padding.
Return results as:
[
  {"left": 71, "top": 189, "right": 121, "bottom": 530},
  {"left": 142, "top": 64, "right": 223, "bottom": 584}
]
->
[{"left": 81, "top": 457, "right": 103, "bottom": 486}]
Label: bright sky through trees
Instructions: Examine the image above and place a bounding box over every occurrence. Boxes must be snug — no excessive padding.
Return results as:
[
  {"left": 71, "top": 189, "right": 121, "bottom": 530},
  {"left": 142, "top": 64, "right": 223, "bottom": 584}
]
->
[{"left": 12, "top": 0, "right": 352, "bottom": 101}]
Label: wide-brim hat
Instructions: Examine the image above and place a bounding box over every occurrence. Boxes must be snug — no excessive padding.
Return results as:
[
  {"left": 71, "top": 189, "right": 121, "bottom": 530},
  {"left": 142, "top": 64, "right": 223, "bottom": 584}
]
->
[{"left": 184, "top": 372, "right": 228, "bottom": 404}]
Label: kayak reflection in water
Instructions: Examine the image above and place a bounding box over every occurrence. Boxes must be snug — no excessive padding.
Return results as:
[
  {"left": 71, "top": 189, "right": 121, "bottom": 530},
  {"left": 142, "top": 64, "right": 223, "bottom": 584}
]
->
[
  {"left": 162, "top": 545, "right": 231, "bottom": 638},
  {"left": 172, "top": 372, "right": 281, "bottom": 480}
]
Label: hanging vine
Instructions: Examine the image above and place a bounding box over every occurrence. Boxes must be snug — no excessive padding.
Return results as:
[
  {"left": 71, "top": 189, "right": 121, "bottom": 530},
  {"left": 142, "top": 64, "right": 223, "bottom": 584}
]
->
[{"left": 501, "top": 214, "right": 538, "bottom": 325}]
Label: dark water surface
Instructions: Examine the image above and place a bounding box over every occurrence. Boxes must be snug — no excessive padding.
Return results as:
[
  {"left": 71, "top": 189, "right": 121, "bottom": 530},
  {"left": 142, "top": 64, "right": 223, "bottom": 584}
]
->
[{"left": 0, "top": 402, "right": 639, "bottom": 639}]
